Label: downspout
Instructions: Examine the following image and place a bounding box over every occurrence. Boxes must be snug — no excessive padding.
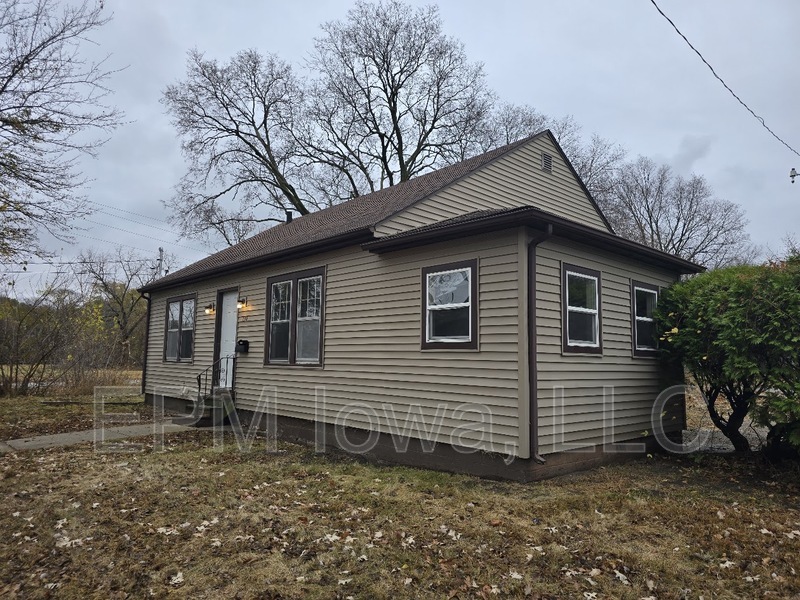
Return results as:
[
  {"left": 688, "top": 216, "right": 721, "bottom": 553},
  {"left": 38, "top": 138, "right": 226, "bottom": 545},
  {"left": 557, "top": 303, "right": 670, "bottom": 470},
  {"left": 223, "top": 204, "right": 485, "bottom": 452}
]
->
[
  {"left": 528, "top": 223, "right": 552, "bottom": 464},
  {"left": 141, "top": 292, "right": 151, "bottom": 396}
]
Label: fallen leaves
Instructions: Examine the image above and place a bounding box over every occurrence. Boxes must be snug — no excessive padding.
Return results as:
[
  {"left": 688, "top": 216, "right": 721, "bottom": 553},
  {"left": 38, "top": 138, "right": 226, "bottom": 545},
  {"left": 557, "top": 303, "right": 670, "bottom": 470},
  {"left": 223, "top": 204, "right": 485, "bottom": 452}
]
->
[
  {"left": 2, "top": 421, "right": 799, "bottom": 599},
  {"left": 784, "top": 530, "right": 800, "bottom": 541},
  {"left": 613, "top": 570, "right": 630, "bottom": 585},
  {"left": 54, "top": 533, "right": 88, "bottom": 548},
  {"left": 156, "top": 526, "right": 178, "bottom": 536}
]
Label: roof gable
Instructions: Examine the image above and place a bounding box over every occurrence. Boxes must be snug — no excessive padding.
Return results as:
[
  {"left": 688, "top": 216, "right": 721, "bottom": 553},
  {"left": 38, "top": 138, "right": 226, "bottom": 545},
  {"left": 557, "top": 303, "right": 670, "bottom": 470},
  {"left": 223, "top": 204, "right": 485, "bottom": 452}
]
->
[
  {"left": 141, "top": 134, "right": 540, "bottom": 291},
  {"left": 374, "top": 131, "right": 613, "bottom": 236},
  {"left": 141, "top": 131, "right": 613, "bottom": 292}
]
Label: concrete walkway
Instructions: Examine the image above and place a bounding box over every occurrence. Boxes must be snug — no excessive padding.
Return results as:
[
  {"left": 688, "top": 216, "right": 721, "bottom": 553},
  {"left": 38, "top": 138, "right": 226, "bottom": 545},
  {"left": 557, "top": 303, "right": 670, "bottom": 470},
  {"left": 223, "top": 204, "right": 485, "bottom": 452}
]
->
[{"left": 0, "top": 422, "right": 192, "bottom": 453}]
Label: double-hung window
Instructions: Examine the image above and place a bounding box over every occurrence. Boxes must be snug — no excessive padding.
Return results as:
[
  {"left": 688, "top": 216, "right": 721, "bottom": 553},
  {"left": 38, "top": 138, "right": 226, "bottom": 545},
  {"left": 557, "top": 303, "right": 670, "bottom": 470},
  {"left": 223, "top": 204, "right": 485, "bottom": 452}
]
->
[
  {"left": 562, "top": 264, "right": 602, "bottom": 354},
  {"left": 632, "top": 281, "right": 659, "bottom": 356},
  {"left": 421, "top": 259, "right": 478, "bottom": 350},
  {"left": 266, "top": 267, "right": 324, "bottom": 365},
  {"left": 165, "top": 295, "right": 196, "bottom": 361}
]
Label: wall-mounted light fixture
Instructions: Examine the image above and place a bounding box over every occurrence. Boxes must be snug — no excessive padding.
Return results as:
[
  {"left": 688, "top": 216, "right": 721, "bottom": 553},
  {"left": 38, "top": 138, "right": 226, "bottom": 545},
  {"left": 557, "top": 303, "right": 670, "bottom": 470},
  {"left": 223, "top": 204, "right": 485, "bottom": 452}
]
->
[
  {"left": 204, "top": 302, "right": 216, "bottom": 315},
  {"left": 237, "top": 297, "right": 248, "bottom": 309}
]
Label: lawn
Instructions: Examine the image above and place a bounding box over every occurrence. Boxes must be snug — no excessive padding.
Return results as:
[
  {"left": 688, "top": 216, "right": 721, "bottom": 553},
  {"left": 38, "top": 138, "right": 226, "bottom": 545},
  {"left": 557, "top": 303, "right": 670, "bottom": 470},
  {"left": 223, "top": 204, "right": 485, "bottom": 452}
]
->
[
  {"left": 1, "top": 422, "right": 798, "bottom": 599},
  {"left": 0, "top": 393, "right": 157, "bottom": 440}
]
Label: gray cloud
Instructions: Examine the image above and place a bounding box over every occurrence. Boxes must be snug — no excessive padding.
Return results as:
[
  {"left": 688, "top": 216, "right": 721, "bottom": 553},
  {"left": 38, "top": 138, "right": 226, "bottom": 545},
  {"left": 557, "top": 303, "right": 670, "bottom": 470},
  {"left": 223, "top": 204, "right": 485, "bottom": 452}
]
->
[
  {"left": 672, "top": 135, "right": 715, "bottom": 175},
  {"left": 20, "top": 0, "right": 800, "bottom": 276}
]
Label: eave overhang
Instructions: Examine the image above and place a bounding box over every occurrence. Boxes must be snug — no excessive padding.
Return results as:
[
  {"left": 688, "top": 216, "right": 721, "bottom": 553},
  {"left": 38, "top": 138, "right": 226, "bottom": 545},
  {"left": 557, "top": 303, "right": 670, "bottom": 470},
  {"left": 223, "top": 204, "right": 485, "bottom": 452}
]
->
[
  {"left": 362, "top": 206, "right": 704, "bottom": 274},
  {"left": 139, "top": 229, "right": 375, "bottom": 294}
]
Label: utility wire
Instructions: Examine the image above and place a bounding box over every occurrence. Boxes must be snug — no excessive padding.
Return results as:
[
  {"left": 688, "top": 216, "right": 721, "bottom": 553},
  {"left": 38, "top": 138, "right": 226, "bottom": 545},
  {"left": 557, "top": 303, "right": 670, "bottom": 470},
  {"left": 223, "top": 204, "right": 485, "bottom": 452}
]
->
[
  {"left": 78, "top": 233, "right": 164, "bottom": 254},
  {"left": 86, "top": 200, "right": 169, "bottom": 224},
  {"left": 80, "top": 219, "right": 206, "bottom": 253},
  {"left": 92, "top": 207, "right": 190, "bottom": 238},
  {"left": 649, "top": 0, "right": 800, "bottom": 158},
  {"left": 83, "top": 201, "right": 207, "bottom": 252},
  {"left": 8, "top": 259, "right": 150, "bottom": 266}
]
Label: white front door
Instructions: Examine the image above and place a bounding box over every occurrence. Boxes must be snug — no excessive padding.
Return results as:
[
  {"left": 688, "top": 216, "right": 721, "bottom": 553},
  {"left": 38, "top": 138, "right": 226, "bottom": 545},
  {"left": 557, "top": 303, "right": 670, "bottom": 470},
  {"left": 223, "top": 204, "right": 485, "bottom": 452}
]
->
[{"left": 217, "top": 290, "right": 238, "bottom": 388}]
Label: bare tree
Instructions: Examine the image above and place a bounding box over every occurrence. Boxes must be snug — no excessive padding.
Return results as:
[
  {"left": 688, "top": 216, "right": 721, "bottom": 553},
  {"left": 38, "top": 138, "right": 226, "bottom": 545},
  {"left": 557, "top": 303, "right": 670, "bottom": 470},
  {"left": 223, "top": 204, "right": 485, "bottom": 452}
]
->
[
  {"left": 474, "top": 108, "right": 626, "bottom": 209},
  {"left": 306, "top": 0, "right": 492, "bottom": 194},
  {"left": 560, "top": 129, "right": 626, "bottom": 208},
  {"left": 76, "top": 248, "right": 168, "bottom": 365},
  {"left": 467, "top": 102, "right": 549, "bottom": 157},
  {"left": 606, "top": 156, "right": 754, "bottom": 268},
  {"left": 0, "top": 271, "right": 85, "bottom": 395},
  {"left": 162, "top": 49, "right": 307, "bottom": 247},
  {"left": 0, "top": 0, "right": 120, "bottom": 259},
  {"left": 162, "top": 1, "right": 493, "bottom": 246},
  {"left": 784, "top": 234, "right": 799, "bottom": 256}
]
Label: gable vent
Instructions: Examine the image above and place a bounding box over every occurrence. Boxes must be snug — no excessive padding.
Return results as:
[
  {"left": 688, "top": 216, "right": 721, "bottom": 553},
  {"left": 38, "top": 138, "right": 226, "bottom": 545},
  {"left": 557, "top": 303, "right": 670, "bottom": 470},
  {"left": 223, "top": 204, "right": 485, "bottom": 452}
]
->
[{"left": 541, "top": 152, "right": 553, "bottom": 173}]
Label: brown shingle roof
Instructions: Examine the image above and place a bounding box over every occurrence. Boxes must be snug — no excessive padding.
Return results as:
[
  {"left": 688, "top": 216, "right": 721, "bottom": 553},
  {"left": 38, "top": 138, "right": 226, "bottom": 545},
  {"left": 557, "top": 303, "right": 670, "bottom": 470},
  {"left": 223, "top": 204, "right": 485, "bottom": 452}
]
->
[{"left": 141, "top": 132, "right": 544, "bottom": 292}]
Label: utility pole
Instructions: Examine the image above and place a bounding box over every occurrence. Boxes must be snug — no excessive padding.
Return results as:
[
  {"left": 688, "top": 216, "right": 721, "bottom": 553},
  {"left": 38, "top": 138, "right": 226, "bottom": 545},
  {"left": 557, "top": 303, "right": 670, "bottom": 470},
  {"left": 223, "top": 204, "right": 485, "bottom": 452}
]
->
[{"left": 154, "top": 247, "right": 164, "bottom": 278}]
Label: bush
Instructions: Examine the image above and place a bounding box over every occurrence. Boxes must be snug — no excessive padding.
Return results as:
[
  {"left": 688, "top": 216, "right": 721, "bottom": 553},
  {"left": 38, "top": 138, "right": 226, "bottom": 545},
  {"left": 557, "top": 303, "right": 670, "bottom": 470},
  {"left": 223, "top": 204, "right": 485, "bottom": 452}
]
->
[
  {"left": 751, "top": 255, "right": 800, "bottom": 457},
  {"left": 657, "top": 267, "right": 766, "bottom": 451},
  {"left": 657, "top": 256, "right": 800, "bottom": 455}
]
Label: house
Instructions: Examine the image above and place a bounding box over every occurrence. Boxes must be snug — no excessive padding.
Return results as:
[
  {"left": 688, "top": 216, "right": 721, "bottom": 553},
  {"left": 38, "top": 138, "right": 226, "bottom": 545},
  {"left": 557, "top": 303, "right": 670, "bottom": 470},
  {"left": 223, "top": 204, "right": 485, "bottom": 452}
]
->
[{"left": 139, "top": 130, "right": 702, "bottom": 480}]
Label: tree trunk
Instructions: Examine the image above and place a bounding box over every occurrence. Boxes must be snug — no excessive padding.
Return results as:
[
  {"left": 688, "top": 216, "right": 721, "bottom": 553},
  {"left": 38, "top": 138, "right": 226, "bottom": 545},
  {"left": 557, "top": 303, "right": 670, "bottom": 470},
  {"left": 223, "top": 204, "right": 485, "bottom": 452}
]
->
[
  {"left": 724, "top": 427, "right": 751, "bottom": 452},
  {"left": 705, "top": 391, "right": 752, "bottom": 452}
]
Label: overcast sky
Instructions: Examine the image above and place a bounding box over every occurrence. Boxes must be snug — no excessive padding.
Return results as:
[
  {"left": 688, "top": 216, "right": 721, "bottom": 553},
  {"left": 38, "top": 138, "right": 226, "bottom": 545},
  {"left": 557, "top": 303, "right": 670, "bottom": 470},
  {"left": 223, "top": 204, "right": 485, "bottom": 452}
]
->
[{"left": 25, "top": 0, "right": 800, "bottom": 281}]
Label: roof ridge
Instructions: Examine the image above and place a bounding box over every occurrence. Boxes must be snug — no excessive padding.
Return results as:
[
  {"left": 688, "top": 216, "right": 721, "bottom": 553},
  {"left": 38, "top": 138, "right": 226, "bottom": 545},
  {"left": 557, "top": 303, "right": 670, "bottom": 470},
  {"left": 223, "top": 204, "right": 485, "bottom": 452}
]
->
[
  {"left": 141, "top": 131, "right": 550, "bottom": 292},
  {"left": 369, "top": 131, "right": 546, "bottom": 230}
]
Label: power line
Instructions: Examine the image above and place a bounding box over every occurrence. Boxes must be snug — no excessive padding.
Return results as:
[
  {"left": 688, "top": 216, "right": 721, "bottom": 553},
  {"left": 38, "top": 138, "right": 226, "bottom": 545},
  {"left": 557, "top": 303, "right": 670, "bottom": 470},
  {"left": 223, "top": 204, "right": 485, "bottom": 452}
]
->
[
  {"left": 3, "top": 270, "right": 67, "bottom": 275},
  {"left": 3, "top": 238, "right": 156, "bottom": 266},
  {"left": 80, "top": 219, "right": 206, "bottom": 253},
  {"left": 74, "top": 201, "right": 208, "bottom": 253},
  {"left": 84, "top": 204, "right": 205, "bottom": 252},
  {"left": 86, "top": 200, "right": 169, "bottom": 224},
  {"left": 92, "top": 208, "right": 183, "bottom": 237},
  {"left": 8, "top": 259, "right": 150, "bottom": 266},
  {"left": 649, "top": 0, "right": 800, "bottom": 158},
  {"left": 78, "top": 233, "right": 164, "bottom": 254}
]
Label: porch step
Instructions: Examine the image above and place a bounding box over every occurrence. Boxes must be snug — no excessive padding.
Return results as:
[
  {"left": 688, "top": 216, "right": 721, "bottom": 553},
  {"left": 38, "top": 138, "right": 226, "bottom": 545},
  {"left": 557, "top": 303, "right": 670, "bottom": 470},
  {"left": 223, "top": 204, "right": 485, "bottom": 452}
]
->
[{"left": 188, "top": 390, "right": 235, "bottom": 428}]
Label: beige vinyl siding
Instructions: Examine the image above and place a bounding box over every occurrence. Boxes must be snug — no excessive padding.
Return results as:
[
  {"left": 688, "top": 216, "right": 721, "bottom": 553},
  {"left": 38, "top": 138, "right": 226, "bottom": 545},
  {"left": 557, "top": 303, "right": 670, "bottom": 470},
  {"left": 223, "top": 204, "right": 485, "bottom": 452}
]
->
[
  {"left": 145, "top": 231, "right": 523, "bottom": 455},
  {"left": 375, "top": 136, "right": 609, "bottom": 236},
  {"left": 535, "top": 238, "right": 679, "bottom": 454},
  {"left": 146, "top": 292, "right": 219, "bottom": 400}
]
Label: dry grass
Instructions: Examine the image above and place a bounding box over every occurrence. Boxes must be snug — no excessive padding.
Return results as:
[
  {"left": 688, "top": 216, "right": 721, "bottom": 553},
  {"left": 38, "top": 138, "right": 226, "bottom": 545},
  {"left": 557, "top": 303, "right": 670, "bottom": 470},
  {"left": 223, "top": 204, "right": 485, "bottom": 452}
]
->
[
  {"left": 60, "top": 369, "right": 142, "bottom": 397},
  {"left": 1, "top": 428, "right": 799, "bottom": 599},
  {"left": 0, "top": 393, "right": 156, "bottom": 440},
  {"left": 0, "top": 366, "right": 141, "bottom": 398}
]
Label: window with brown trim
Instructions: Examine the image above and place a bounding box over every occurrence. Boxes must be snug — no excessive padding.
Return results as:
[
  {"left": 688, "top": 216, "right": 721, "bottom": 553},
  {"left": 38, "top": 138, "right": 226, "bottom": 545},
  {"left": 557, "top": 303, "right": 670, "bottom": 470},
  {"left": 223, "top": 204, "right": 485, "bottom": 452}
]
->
[
  {"left": 164, "top": 295, "right": 196, "bottom": 361},
  {"left": 421, "top": 259, "right": 478, "bottom": 350},
  {"left": 562, "top": 263, "right": 602, "bottom": 354},
  {"left": 265, "top": 267, "right": 325, "bottom": 366},
  {"left": 632, "top": 280, "right": 659, "bottom": 357}
]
